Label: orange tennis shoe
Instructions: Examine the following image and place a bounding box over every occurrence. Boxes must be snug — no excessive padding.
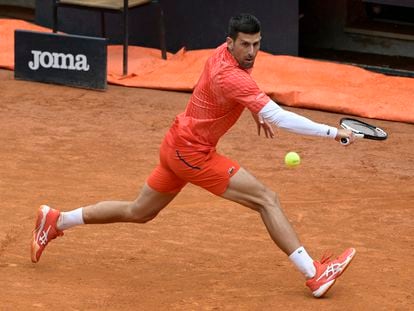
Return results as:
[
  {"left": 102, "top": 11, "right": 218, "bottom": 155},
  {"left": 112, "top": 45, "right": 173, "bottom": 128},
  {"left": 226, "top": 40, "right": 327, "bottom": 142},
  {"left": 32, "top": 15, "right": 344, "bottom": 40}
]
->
[
  {"left": 306, "top": 247, "right": 356, "bottom": 298},
  {"left": 31, "top": 205, "right": 63, "bottom": 263}
]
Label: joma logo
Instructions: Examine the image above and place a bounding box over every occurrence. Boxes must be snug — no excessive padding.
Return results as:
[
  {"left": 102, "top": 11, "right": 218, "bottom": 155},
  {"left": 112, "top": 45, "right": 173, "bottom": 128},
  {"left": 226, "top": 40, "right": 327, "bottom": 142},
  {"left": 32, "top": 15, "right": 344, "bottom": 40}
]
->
[{"left": 28, "top": 50, "right": 90, "bottom": 71}]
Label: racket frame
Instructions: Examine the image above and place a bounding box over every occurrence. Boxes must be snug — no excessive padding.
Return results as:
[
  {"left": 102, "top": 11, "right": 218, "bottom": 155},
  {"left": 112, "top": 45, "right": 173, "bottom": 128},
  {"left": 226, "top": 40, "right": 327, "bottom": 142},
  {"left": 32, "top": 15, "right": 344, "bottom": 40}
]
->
[{"left": 339, "top": 117, "right": 388, "bottom": 145}]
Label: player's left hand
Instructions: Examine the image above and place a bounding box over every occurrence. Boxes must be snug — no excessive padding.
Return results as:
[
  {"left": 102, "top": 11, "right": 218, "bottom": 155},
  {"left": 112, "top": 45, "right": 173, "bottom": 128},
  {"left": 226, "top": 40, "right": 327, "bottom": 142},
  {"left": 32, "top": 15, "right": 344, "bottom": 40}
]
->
[{"left": 251, "top": 112, "right": 275, "bottom": 138}]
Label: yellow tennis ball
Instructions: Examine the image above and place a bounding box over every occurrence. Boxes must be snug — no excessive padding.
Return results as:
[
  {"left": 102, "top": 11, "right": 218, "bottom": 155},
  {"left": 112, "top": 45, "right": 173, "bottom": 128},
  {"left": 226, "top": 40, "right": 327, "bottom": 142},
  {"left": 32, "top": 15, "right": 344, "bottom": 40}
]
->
[{"left": 284, "top": 151, "right": 301, "bottom": 168}]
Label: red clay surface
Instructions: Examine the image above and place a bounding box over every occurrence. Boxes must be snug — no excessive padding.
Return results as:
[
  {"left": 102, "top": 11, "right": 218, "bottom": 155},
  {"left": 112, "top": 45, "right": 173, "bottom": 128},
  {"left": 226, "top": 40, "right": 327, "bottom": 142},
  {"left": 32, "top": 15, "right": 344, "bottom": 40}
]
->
[{"left": 0, "top": 69, "right": 413, "bottom": 310}]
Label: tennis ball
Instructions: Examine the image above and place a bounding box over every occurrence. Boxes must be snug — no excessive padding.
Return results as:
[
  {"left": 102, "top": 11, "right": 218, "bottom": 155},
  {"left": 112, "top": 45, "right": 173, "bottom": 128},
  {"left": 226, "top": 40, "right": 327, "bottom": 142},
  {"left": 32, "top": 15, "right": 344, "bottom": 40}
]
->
[{"left": 284, "top": 151, "right": 301, "bottom": 168}]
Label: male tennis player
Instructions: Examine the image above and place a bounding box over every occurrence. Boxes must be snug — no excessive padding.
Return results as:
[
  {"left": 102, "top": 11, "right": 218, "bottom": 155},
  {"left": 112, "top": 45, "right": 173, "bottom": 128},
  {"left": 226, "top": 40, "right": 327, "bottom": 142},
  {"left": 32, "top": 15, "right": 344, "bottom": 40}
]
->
[{"left": 31, "top": 13, "right": 356, "bottom": 298}]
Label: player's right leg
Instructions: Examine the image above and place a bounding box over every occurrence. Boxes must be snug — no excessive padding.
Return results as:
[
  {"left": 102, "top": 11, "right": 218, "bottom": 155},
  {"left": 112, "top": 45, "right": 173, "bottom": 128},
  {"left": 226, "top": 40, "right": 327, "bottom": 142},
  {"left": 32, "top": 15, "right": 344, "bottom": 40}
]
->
[
  {"left": 80, "top": 183, "right": 179, "bottom": 224},
  {"left": 31, "top": 205, "right": 63, "bottom": 263},
  {"left": 31, "top": 139, "right": 187, "bottom": 263},
  {"left": 31, "top": 183, "right": 179, "bottom": 263}
]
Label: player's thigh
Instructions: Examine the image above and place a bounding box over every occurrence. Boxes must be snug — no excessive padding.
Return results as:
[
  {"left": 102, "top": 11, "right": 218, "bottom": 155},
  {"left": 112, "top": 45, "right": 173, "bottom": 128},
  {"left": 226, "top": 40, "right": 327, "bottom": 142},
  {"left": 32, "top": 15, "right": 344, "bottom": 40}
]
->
[
  {"left": 142, "top": 159, "right": 187, "bottom": 218},
  {"left": 147, "top": 155, "right": 187, "bottom": 194},
  {"left": 220, "top": 167, "right": 275, "bottom": 211},
  {"left": 171, "top": 149, "right": 240, "bottom": 195}
]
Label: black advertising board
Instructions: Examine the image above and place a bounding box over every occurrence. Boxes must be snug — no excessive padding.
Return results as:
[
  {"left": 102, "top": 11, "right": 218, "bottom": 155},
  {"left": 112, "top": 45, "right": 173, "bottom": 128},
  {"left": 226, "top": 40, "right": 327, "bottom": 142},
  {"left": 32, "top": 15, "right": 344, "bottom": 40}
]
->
[{"left": 14, "top": 30, "right": 107, "bottom": 90}]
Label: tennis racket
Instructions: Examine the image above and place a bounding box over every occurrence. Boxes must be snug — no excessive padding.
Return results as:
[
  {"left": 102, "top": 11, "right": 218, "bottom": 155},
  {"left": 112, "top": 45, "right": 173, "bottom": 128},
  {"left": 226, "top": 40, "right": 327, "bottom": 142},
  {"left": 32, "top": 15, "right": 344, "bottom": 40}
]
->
[{"left": 340, "top": 118, "right": 388, "bottom": 145}]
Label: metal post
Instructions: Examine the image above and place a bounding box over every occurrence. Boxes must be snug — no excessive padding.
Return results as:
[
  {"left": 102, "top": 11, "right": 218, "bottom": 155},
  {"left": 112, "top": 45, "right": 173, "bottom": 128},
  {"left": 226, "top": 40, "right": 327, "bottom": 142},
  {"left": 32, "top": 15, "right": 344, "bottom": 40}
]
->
[
  {"left": 159, "top": 2, "right": 167, "bottom": 60},
  {"left": 53, "top": 0, "right": 59, "bottom": 33},
  {"left": 123, "top": 0, "right": 128, "bottom": 75},
  {"left": 101, "top": 11, "right": 106, "bottom": 38}
]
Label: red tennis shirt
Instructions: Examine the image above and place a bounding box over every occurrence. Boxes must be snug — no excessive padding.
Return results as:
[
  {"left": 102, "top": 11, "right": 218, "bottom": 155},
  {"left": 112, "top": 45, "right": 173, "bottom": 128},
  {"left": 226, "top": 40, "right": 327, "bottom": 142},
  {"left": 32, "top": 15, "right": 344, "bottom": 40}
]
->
[{"left": 165, "top": 43, "right": 270, "bottom": 152}]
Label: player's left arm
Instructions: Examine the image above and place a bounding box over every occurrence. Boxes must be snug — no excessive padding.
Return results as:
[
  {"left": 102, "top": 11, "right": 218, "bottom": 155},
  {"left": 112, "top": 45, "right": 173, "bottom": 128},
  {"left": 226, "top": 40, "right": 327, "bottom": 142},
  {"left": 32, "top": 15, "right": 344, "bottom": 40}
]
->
[
  {"left": 250, "top": 111, "right": 275, "bottom": 138},
  {"left": 218, "top": 69, "right": 275, "bottom": 139}
]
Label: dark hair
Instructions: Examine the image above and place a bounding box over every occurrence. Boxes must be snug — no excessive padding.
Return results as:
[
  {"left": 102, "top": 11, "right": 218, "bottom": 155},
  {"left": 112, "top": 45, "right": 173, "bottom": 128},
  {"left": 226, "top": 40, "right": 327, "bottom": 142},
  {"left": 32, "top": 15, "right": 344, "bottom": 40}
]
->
[{"left": 227, "top": 13, "right": 261, "bottom": 40}]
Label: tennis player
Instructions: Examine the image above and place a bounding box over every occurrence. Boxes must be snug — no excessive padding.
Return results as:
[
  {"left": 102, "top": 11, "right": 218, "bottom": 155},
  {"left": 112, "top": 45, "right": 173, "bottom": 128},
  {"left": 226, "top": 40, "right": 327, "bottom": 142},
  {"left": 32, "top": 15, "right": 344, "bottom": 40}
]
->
[{"left": 31, "top": 13, "right": 356, "bottom": 298}]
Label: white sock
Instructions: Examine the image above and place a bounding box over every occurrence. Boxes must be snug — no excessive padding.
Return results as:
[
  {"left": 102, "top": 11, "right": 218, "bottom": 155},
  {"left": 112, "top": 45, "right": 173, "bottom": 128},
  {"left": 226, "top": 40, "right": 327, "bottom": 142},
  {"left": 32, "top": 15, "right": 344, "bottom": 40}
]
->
[
  {"left": 57, "top": 208, "right": 85, "bottom": 231},
  {"left": 289, "top": 246, "right": 316, "bottom": 279}
]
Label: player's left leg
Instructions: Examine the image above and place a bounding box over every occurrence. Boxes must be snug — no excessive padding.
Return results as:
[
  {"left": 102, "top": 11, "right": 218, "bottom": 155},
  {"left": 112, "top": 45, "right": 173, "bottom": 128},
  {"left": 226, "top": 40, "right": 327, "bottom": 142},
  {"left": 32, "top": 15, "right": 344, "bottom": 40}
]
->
[
  {"left": 221, "top": 167, "right": 356, "bottom": 297},
  {"left": 221, "top": 167, "right": 301, "bottom": 255},
  {"left": 167, "top": 148, "right": 301, "bottom": 255}
]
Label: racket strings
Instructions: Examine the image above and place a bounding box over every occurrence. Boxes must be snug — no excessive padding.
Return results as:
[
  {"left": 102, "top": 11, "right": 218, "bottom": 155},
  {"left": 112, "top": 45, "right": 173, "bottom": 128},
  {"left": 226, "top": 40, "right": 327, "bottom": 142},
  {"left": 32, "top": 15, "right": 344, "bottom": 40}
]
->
[{"left": 342, "top": 120, "right": 387, "bottom": 138}]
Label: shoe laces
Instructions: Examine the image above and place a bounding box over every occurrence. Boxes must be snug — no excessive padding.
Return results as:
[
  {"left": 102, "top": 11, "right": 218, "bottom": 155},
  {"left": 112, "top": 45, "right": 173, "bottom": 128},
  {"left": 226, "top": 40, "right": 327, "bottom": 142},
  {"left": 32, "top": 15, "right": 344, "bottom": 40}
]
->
[{"left": 319, "top": 251, "right": 334, "bottom": 264}]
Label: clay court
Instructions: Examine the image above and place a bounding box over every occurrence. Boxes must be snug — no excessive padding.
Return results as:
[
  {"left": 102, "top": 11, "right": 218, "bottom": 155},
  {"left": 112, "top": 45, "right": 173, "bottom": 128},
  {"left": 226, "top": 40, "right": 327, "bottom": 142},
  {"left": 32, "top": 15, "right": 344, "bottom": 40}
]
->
[{"left": 0, "top": 66, "right": 413, "bottom": 310}]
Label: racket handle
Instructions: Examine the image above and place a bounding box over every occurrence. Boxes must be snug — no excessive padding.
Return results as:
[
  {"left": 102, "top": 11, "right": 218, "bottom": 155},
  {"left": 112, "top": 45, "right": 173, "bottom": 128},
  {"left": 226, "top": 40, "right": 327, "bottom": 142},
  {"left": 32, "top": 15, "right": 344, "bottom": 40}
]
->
[
  {"left": 340, "top": 137, "right": 350, "bottom": 145},
  {"left": 340, "top": 133, "right": 364, "bottom": 145}
]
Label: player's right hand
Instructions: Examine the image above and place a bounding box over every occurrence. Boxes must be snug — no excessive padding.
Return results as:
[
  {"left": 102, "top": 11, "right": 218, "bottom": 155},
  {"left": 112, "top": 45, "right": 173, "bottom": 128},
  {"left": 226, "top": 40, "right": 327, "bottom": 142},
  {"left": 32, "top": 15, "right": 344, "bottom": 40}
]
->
[{"left": 335, "top": 128, "right": 355, "bottom": 145}]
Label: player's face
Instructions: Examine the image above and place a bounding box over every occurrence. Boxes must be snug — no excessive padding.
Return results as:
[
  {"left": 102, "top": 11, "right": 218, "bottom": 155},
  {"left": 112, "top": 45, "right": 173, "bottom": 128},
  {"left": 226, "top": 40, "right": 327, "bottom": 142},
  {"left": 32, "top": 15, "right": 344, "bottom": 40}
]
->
[{"left": 227, "top": 32, "right": 261, "bottom": 69}]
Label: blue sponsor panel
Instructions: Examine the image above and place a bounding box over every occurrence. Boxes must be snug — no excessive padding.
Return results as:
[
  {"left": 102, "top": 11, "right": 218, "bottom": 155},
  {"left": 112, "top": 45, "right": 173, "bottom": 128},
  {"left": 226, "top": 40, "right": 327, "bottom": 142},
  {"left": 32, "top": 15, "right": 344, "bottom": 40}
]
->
[{"left": 14, "top": 30, "right": 107, "bottom": 90}]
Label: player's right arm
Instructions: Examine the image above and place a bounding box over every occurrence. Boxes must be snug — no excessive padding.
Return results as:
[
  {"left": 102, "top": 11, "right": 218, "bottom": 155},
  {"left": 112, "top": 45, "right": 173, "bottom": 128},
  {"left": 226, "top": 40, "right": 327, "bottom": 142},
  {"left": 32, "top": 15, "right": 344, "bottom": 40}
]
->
[{"left": 259, "top": 100, "right": 355, "bottom": 143}]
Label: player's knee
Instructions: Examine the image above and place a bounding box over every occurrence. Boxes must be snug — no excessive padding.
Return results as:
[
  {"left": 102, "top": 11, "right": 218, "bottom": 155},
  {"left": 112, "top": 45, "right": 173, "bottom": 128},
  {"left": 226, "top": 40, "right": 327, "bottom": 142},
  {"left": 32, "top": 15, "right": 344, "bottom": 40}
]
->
[
  {"left": 131, "top": 211, "right": 159, "bottom": 223},
  {"left": 128, "top": 202, "right": 159, "bottom": 223},
  {"left": 139, "top": 213, "right": 158, "bottom": 223},
  {"left": 244, "top": 187, "right": 276, "bottom": 213},
  {"left": 257, "top": 190, "right": 281, "bottom": 214}
]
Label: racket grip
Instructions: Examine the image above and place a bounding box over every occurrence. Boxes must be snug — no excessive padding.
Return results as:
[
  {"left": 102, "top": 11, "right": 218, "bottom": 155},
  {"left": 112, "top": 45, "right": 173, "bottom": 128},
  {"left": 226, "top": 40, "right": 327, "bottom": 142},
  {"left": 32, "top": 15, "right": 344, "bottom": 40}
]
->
[{"left": 340, "top": 137, "right": 350, "bottom": 145}]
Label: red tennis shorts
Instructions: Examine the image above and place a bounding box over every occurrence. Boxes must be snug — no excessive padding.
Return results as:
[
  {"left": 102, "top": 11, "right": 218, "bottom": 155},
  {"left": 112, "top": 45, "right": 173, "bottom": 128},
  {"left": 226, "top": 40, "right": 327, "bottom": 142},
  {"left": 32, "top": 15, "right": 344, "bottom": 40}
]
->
[{"left": 147, "top": 140, "right": 240, "bottom": 195}]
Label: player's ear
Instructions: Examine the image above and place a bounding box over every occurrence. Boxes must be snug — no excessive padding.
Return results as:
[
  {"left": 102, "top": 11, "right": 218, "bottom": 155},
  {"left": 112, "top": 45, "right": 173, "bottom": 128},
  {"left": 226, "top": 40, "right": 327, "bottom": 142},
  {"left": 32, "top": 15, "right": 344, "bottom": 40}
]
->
[{"left": 226, "top": 36, "right": 234, "bottom": 51}]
